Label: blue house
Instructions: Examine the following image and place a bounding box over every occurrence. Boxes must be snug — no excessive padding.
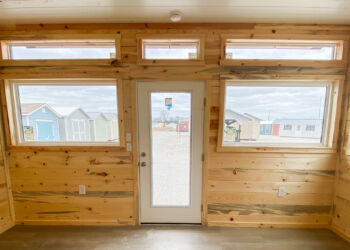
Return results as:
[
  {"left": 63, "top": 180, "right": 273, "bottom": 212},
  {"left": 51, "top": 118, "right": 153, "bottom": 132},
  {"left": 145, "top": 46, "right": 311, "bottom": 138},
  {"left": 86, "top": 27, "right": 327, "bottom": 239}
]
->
[{"left": 20, "top": 103, "right": 61, "bottom": 142}]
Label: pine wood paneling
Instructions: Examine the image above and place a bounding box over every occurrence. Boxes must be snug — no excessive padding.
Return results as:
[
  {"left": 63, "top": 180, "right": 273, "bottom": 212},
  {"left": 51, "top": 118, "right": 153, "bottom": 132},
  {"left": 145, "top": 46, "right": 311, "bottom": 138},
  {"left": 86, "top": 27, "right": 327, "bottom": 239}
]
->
[
  {"left": 0, "top": 23, "right": 349, "bottom": 231},
  {"left": 206, "top": 80, "right": 338, "bottom": 228},
  {"left": 0, "top": 105, "right": 14, "bottom": 233},
  {"left": 331, "top": 46, "right": 350, "bottom": 242}
]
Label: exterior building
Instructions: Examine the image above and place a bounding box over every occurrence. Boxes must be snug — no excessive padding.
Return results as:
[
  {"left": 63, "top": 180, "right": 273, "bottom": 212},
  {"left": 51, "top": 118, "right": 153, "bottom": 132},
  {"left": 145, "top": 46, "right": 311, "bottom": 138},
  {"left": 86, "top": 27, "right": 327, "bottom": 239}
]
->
[
  {"left": 56, "top": 107, "right": 91, "bottom": 142},
  {"left": 104, "top": 113, "right": 120, "bottom": 142},
  {"left": 224, "top": 109, "right": 261, "bottom": 142},
  {"left": 20, "top": 103, "right": 60, "bottom": 142},
  {"left": 275, "top": 119, "right": 323, "bottom": 139},
  {"left": 88, "top": 112, "right": 110, "bottom": 142}
]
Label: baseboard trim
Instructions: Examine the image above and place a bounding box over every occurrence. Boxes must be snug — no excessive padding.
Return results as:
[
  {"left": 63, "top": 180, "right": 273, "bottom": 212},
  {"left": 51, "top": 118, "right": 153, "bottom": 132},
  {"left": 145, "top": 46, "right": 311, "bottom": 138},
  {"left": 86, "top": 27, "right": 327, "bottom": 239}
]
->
[
  {"left": 0, "top": 220, "right": 15, "bottom": 234},
  {"left": 16, "top": 219, "right": 136, "bottom": 226},
  {"left": 330, "top": 224, "right": 350, "bottom": 243},
  {"left": 207, "top": 222, "right": 330, "bottom": 229}
]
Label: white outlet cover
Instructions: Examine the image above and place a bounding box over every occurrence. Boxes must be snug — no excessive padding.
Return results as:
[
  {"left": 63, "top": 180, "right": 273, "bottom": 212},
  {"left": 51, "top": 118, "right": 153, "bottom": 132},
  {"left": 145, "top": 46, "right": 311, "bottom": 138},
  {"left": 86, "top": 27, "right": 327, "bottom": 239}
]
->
[
  {"left": 79, "top": 185, "right": 86, "bottom": 195},
  {"left": 126, "top": 143, "right": 132, "bottom": 152},
  {"left": 126, "top": 133, "right": 132, "bottom": 142},
  {"left": 278, "top": 187, "right": 286, "bottom": 197}
]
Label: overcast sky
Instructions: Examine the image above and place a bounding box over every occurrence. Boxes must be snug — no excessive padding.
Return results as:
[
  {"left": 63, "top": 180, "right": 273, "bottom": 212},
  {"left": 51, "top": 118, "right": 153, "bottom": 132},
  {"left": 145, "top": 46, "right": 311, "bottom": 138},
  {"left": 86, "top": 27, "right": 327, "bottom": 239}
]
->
[
  {"left": 19, "top": 85, "right": 117, "bottom": 114},
  {"left": 228, "top": 46, "right": 334, "bottom": 60},
  {"left": 226, "top": 86, "right": 327, "bottom": 121},
  {"left": 11, "top": 46, "right": 115, "bottom": 59},
  {"left": 151, "top": 92, "right": 191, "bottom": 120}
]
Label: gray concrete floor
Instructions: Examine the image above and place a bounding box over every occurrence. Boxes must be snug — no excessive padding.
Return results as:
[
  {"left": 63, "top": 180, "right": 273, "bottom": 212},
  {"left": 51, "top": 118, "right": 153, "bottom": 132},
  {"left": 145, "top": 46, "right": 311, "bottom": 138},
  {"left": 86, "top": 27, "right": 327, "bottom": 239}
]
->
[{"left": 0, "top": 225, "right": 349, "bottom": 250}]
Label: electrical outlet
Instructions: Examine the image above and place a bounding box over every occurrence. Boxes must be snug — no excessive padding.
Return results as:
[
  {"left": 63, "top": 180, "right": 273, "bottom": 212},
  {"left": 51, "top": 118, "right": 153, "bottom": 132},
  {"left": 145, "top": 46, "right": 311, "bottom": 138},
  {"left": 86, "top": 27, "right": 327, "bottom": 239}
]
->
[
  {"left": 278, "top": 187, "right": 286, "bottom": 197},
  {"left": 126, "top": 143, "right": 132, "bottom": 152},
  {"left": 126, "top": 133, "right": 132, "bottom": 142},
  {"left": 79, "top": 185, "right": 86, "bottom": 195}
]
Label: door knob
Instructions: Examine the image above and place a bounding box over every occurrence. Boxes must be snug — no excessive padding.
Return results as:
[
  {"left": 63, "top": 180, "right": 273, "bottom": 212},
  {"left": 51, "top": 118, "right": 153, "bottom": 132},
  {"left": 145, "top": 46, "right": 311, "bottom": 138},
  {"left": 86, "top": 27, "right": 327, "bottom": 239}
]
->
[{"left": 140, "top": 162, "right": 147, "bottom": 167}]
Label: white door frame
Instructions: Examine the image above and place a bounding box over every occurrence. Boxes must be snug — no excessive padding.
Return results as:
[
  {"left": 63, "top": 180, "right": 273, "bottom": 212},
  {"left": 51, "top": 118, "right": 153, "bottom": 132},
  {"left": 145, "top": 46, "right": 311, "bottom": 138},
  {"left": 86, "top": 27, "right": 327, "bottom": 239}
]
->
[{"left": 137, "top": 81, "right": 205, "bottom": 223}]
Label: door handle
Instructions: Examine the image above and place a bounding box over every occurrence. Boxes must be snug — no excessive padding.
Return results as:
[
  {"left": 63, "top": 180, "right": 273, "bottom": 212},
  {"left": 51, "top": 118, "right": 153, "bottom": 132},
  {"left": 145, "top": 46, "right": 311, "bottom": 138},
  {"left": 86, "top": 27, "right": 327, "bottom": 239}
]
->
[{"left": 140, "top": 162, "right": 147, "bottom": 167}]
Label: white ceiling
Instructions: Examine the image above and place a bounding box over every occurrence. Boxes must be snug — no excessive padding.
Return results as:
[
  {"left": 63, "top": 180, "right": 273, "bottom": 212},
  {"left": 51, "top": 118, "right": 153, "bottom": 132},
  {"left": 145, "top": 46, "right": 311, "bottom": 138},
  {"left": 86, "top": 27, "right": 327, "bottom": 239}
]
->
[{"left": 0, "top": 0, "right": 350, "bottom": 24}]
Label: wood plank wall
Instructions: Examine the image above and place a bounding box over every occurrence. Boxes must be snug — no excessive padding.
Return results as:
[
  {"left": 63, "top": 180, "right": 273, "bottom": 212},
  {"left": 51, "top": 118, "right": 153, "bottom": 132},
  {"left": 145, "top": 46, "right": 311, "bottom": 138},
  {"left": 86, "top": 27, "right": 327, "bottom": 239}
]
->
[
  {"left": 5, "top": 80, "right": 137, "bottom": 226},
  {"left": 0, "top": 23, "right": 349, "bottom": 231},
  {"left": 0, "top": 104, "right": 14, "bottom": 233},
  {"left": 332, "top": 51, "right": 350, "bottom": 241}
]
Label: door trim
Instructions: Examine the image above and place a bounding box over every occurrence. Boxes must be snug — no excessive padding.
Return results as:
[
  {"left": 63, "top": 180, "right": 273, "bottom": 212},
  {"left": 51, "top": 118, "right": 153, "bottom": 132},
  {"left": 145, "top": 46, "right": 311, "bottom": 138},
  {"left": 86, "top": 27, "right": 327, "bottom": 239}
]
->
[{"left": 137, "top": 80, "right": 205, "bottom": 224}]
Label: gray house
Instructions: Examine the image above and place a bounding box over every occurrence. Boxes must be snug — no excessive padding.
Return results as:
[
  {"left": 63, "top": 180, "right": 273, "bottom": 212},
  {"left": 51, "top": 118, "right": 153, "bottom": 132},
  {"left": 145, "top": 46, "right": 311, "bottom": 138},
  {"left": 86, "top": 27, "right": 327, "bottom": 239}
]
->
[
  {"left": 87, "top": 112, "right": 110, "bottom": 142},
  {"left": 56, "top": 107, "right": 91, "bottom": 142}
]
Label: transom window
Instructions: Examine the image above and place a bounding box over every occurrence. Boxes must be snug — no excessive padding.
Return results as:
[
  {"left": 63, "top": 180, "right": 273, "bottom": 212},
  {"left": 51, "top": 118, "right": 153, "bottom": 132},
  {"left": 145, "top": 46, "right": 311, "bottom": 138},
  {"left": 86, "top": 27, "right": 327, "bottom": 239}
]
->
[
  {"left": 137, "top": 36, "right": 204, "bottom": 64},
  {"left": 219, "top": 80, "right": 338, "bottom": 148},
  {"left": 3, "top": 39, "right": 117, "bottom": 59},
  {"left": 142, "top": 39, "right": 200, "bottom": 60},
  {"left": 223, "top": 39, "right": 343, "bottom": 61},
  {"left": 8, "top": 79, "right": 121, "bottom": 145}
]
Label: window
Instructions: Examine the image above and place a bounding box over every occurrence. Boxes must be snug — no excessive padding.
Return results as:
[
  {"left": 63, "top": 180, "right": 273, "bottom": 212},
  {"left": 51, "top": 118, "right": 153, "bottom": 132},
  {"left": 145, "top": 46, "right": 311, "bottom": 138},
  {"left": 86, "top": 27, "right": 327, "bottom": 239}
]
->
[
  {"left": 3, "top": 39, "right": 118, "bottom": 59},
  {"left": 218, "top": 80, "right": 341, "bottom": 150},
  {"left": 137, "top": 35, "right": 204, "bottom": 64},
  {"left": 8, "top": 79, "right": 122, "bottom": 145},
  {"left": 222, "top": 39, "right": 343, "bottom": 61},
  {"left": 143, "top": 39, "right": 199, "bottom": 60},
  {"left": 283, "top": 125, "right": 292, "bottom": 130},
  {"left": 306, "top": 125, "right": 316, "bottom": 131}
]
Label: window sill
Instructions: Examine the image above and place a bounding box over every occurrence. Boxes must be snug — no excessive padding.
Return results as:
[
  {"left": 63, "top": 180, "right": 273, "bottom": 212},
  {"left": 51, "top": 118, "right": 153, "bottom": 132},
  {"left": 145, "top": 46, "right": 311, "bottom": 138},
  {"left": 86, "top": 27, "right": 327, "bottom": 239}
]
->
[
  {"left": 7, "top": 144, "right": 127, "bottom": 152},
  {"left": 137, "top": 59, "right": 205, "bottom": 66},
  {"left": 219, "top": 59, "right": 347, "bottom": 68},
  {"left": 216, "top": 145, "right": 337, "bottom": 154}
]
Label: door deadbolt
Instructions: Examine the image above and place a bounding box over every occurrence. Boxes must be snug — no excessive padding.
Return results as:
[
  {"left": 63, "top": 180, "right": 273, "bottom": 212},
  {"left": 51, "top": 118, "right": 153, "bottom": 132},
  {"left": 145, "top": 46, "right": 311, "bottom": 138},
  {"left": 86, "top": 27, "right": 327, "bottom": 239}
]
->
[{"left": 141, "top": 152, "right": 146, "bottom": 157}]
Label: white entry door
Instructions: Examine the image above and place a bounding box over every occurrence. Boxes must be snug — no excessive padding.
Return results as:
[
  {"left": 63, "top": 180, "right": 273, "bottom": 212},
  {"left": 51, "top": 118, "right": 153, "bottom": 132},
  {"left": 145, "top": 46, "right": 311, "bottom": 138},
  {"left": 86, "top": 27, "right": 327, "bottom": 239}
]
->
[{"left": 138, "top": 81, "right": 204, "bottom": 223}]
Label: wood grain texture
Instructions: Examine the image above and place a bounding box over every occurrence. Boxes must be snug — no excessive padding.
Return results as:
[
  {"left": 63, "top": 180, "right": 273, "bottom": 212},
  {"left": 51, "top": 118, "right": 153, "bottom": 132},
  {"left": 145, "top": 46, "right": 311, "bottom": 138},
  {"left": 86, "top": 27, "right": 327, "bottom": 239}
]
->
[
  {"left": 0, "top": 23, "right": 349, "bottom": 231},
  {"left": 206, "top": 78, "right": 339, "bottom": 228},
  {"left": 0, "top": 99, "right": 14, "bottom": 233},
  {"left": 331, "top": 47, "right": 350, "bottom": 242}
]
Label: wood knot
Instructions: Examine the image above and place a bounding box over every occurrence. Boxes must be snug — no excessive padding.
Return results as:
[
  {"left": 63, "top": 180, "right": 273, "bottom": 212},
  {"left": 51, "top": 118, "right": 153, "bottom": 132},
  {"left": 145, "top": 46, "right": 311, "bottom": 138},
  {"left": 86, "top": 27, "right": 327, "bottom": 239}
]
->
[
  {"left": 96, "top": 172, "right": 108, "bottom": 177},
  {"left": 111, "top": 59, "right": 119, "bottom": 66},
  {"left": 230, "top": 217, "right": 234, "bottom": 221},
  {"left": 233, "top": 169, "right": 237, "bottom": 175}
]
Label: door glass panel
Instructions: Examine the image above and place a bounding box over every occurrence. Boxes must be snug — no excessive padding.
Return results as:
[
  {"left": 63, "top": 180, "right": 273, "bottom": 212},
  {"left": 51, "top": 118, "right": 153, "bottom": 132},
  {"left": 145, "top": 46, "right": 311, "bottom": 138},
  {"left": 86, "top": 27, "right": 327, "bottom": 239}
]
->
[{"left": 151, "top": 92, "right": 191, "bottom": 207}]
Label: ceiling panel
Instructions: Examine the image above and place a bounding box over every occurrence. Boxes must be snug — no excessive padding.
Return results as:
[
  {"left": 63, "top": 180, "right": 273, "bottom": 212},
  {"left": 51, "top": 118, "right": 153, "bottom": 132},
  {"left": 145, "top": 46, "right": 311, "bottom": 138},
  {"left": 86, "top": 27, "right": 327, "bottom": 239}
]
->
[{"left": 0, "top": 0, "right": 349, "bottom": 24}]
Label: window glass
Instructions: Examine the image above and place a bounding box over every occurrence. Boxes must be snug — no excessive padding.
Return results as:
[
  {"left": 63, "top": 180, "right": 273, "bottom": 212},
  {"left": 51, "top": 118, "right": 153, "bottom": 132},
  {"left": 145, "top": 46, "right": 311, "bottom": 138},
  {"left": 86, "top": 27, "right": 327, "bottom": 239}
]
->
[
  {"left": 143, "top": 39, "right": 200, "bottom": 60},
  {"left": 9, "top": 40, "right": 116, "bottom": 59},
  {"left": 151, "top": 92, "right": 191, "bottom": 206},
  {"left": 225, "top": 40, "right": 339, "bottom": 60},
  {"left": 223, "top": 83, "right": 328, "bottom": 146},
  {"left": 15, "top": 81, "right": 119, "bottom": 144}
]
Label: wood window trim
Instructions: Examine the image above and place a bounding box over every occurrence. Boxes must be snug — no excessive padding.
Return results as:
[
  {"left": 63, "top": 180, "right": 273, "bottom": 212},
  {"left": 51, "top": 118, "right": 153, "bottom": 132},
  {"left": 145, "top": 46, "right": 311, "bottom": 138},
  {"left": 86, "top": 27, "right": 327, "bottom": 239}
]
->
[
  {"left": 136, "top": 34, "right": 205, "bottom": 66},
  {"left": 220, "top": 34, "right": 348, "bottom": 68},
  {"left": 1, "top": 78, "right": 126, "bottom": 150},
  {"left": 216, "top": 77, "right": 344, "bottom": 154},
  {"left": 0, "top": 33, "right": 121, "bottom": 66}
]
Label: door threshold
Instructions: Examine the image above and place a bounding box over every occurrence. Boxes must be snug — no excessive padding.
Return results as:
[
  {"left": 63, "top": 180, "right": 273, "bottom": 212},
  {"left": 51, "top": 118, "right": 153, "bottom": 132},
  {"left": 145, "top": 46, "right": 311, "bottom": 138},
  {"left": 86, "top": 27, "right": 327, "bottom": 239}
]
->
[{"left": 141, "top": 223, "right": 202, "bottom": 226}]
